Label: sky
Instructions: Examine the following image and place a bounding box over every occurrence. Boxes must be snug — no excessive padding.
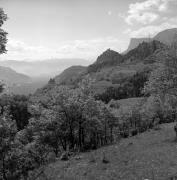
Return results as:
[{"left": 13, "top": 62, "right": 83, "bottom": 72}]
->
[{"left": 0, "top": 0, "right": 177, "bottom": 61}]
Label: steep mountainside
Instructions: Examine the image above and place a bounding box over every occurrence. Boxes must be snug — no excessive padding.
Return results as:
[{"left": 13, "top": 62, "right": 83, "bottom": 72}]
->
[
  {"left": 124, "top": 40, "right": 167, "bottom": 63},
  {"left": 125, "top": 38, "right": 151, "bottom": 53},
  {"left": 54, "top": 66, "right": 86, "bottom": 85},
  {"left": 154, "top": 28, "right": 177, "bottom": 45},
  {"left": 125, "top": 28, "right": 177, "bottom": 53}
]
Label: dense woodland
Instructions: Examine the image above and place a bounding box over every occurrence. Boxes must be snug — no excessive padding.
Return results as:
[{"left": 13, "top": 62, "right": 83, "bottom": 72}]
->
[{"left": 1, "top": 8, "right": 177, "bottom": 180}]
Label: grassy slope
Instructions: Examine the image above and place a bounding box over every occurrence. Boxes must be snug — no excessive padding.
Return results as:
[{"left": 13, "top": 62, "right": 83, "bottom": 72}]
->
[{"left": 42, "top": 123, "right": 177, "bottom": 180}]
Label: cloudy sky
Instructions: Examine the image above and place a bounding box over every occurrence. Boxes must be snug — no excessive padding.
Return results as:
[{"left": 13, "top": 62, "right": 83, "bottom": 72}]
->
[{"left": 0, "top": 0, "right": 177, "bottom": 61}]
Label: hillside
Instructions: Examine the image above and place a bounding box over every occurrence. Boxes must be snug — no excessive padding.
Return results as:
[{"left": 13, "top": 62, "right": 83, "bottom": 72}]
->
[
  {"left": 124, "top": 40, "right": 166, "bottom": 63},
  {"left": 0, "top": 66, "right": 30, "bottom": 84},
  {"left": 8, "top": 77, "right": 48, "bottom": 95},
  {"left": 54, "top": 66, "right": 86, "bottom": 85},
  {"left": 0, "top": 65, "right": 50, "bottom": 95},
  {"left": 41, "top": 123, "right": 177, "bottom": 180}
]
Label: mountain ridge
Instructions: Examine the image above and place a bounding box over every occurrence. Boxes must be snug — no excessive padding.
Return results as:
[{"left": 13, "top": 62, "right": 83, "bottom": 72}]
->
[
  {"left": 87, "top": 49, "right": 123, "bottom": 73},
  {"left": 125, "top": 28, "right": 177, "bottom": 52},
  {"left": 125, "top": 38, "right": 151, "bottom": 53}
]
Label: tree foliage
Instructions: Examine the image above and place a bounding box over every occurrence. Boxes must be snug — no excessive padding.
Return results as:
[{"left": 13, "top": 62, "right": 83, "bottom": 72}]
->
[
  {"left": 0, "top": 8, "right": 7, "bottom": 93},
  {"left": 0, "top": 95, "right": 31, "bottom": 130},
  {"left": 0, "top": 8, "right": 7, "bottom": 54},
  {"left": 28, "top": 84, "right": 117, "bottom": 154},
  {"left": 144, "top": 47, "right": 177, "bottom": 107},
  {"left": 95, "top": 70, "right": 150, "bottom": 103}
]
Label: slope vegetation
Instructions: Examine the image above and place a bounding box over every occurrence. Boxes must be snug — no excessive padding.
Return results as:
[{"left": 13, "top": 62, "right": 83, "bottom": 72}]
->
[
  {"left": 42, "top": 123, "right": 177, "bottom": 180},
  {"left": 54, "top": 65, "right": 86, "bottom": 85}
]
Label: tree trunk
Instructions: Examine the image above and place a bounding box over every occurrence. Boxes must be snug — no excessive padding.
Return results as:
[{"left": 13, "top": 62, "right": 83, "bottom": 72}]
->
[
  {"left": 78, "top": 121, "right": 82, "bottom": 151},
  {"left": 81, "top": 128, "right": 85, "bottom": 148},
  {"left": 2, "top": 154, "right": 7, "bottom": 180},
  {"left": 54, "top": 146, "right": 58, "bottom": 157},
  {"left": 104, "top": 122, "right": 107, "bottom": 145},
  {"left": 110, "top": 126, "right": 113, "bottom": 143},
  {"left": 69, "top": 125, "right": 74, "bottom": 150}
]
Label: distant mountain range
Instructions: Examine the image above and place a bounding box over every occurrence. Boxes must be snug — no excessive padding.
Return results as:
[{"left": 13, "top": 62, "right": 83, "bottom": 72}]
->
[
  {"left": 0, "top": 66, "right": 30, "bottom": 85},
  {"left": 0, "top": 58, "right": 90, "bottom": 77},
  {"left": 0, "top": 58, "right": 90, "bottom": 94},
  {"left": 0, "top": 65, "right": 49, "bottom": 95},
  {"left": 125, "top": 28, "right": 177, "bottom": 52},
  {"left": 44, "top": 28, "right": 177, "bottom": 97}
]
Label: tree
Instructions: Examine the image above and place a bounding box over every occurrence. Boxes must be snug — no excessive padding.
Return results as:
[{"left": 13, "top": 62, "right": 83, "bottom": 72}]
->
[
  {"left": 143, "top": 47, "right": 177, "bottom": 126},
  {"left": 144, "top": 47, "right": 177, "bottom": 108},
  {"left": 0, "top": 8, "right": 7, "bottom": 54},
  {"left": 0, "top": 95, "right": 31, "bottom": 130},
  {"left": 0, "top": 108, "right": 17, "bottom": 180},
  {"left": 0, "top": 8, "right": 7, "bottom": 93},
  {"left": 95, "top": 70, "right": 150, "bottom": 103},
  {"left": 28, "top": 81, "right": 117, "bottom": 153},
  {"left": 10, "top": 95, "right": 31, "bottom": 130}
]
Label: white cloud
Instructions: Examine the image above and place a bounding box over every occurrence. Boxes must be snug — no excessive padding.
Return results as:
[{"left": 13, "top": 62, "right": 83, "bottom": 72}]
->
[
  {"left": 126, "top": 12, "right": 158, "bottom": 25},
  {"left": 125, "top": 19, "right": 177, "bottom": 38},
  {"left": 123, "top": 0, "right": 177, "bottom": 38},
  {"left": 56, "top": 37, "right": 127, "bottom": 57},
  {"left": 7, "top": 39, "right": 50, "bottom": 53},
  {"left": 0, "top": 39, "right": 55, "bottom": 60},
  {"left": 125, "top": 0, "right": 176, "bottom": 25},
  {"left": 0, "top": 37, "right": 127, "bottom": 61}
]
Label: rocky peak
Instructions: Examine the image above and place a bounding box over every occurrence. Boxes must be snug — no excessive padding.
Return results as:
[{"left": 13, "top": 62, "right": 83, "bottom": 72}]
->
[
  {"left": 96, "top": 49, "right": 122, "bottom": 64},
  {"left": 87, "top": 49, "right": 123, "bottom": 72}
]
